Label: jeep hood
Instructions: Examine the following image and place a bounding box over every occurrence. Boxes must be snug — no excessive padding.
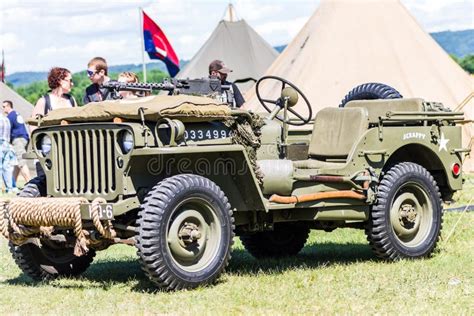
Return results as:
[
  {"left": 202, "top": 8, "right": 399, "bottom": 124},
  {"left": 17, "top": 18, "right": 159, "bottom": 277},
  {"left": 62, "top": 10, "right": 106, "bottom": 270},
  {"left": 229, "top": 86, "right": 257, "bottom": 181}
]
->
[{"left": 29, "top": 95, "right": 232, "bottom": 126}]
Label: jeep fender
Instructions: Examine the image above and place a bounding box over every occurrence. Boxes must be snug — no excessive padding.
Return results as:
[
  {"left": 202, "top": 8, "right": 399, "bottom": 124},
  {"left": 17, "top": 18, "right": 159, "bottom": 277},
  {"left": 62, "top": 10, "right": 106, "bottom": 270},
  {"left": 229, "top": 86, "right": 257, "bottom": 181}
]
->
[{"left": 129, "top": 144, "right": 267, "bottom": 212}]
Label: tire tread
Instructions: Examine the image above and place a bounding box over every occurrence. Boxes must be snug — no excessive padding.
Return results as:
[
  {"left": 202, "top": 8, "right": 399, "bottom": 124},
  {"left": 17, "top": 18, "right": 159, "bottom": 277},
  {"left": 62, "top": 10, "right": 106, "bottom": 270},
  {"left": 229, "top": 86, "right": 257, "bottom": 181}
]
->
[
  {"left": 365, "top": 162, "right": 443, "bottom": 260},
  {"left": 136, "top": 174, "right": 234, "bottom": 291}
]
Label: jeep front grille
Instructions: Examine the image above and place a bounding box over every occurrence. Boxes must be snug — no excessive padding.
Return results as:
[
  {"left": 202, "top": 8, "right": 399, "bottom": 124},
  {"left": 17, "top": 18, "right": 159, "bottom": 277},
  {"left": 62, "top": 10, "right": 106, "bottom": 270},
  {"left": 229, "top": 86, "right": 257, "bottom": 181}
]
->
[{"left": 51, "top": 129, "right": 118, "bottom": 195}]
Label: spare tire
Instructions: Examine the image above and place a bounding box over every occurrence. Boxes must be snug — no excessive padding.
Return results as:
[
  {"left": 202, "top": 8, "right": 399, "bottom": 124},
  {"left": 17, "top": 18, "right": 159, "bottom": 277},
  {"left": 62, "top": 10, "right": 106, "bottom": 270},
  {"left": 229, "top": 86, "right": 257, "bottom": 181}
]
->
[{"left": 339, "top": 82, "right": 402, "bottom": 107}]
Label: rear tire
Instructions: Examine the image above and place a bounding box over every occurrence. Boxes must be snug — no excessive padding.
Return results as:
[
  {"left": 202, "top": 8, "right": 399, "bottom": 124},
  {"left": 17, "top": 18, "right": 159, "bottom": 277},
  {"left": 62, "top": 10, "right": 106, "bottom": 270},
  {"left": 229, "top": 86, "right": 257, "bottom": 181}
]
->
[
  {"left": 365, "top": 162, "right": 443, "bottom": 260},
  {"left": 136, "top": 174, "right": 234, "bottom": 290},
  {"left": 241, "top": 223, "right": 310, "bottom": 259},
  {"left": 339, "top": 82, "right": 402, "bottom": 107},
  {"left": 10, "top": 176, "right": 95, "bottom": 281}
]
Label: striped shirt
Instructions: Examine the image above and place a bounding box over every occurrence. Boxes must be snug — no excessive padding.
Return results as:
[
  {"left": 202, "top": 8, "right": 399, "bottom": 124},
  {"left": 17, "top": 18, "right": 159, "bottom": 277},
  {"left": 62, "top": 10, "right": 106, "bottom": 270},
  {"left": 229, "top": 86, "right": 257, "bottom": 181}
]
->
[{"left": 0, "top": 115, "right": 16, "bottom": 171}]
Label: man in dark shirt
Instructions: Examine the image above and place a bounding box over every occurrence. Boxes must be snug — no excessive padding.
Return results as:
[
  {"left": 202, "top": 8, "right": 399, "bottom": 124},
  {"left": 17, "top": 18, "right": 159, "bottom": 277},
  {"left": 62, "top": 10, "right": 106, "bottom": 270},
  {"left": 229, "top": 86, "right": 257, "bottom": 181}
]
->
[
  {"left": 2, "top": 100, "right": 30, "bottom": 184},
  {"left": 209, "top": 60, "right": 245, "bottom": 108},
  {"left": 83, "top": 56, "right": 111, "bottom": 104}
]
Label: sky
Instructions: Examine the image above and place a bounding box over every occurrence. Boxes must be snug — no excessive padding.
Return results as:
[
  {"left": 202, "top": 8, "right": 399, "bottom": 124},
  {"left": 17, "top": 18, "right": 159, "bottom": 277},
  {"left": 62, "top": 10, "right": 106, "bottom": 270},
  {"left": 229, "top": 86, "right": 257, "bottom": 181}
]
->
[{"left": 1, "top": 0, "right": 473, "bottom": 74}]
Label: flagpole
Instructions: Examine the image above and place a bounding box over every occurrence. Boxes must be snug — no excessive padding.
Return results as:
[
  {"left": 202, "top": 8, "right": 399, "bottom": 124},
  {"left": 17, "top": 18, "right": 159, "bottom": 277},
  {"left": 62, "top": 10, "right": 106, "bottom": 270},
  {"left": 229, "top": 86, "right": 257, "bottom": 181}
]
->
[
  {"left": 1, "top": 50, "right": 4, "bottom": 83},
  {"left": 139, "top": 7, "right": 147, "bottom": 83}
]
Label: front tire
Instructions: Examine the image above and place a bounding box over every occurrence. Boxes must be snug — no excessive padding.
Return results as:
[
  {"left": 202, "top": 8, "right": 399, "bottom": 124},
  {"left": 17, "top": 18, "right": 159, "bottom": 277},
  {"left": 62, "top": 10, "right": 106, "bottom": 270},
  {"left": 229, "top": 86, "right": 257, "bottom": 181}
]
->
[
  {"left": 241, "top": 223, "right": 310, "bottom": 259},
  {"left": 366, "top": 163, "right": 443, "bottom": 260},
  {"left": 136, "top": 174, "right": 234, "bottom": 290},
  {"left": 9, "top": 176, "right": 96, "bottom": 281}
]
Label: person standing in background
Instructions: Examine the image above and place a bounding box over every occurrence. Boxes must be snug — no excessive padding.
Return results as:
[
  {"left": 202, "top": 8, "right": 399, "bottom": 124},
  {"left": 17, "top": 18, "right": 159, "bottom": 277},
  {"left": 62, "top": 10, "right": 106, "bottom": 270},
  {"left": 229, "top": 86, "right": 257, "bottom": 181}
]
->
[
  {"left": 0, "top": 112, "right": 16, "bottom": 193},
  {"left": 2, "top": 100, "right": 29, "bottom": 186},
  {"left": 83, "top": 57, "right": 111, "bottom": 104}
]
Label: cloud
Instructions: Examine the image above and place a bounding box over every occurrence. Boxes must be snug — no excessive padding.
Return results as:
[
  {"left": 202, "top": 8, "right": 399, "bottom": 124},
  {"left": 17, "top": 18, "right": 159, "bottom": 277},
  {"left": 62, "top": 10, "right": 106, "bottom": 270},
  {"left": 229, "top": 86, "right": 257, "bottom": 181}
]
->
[
  {"left": 255, "top": 17, "right": 309, "bottom": 45},
  {"left": 0, "top": 33, "right": 25, "bottom": 51},
  {"left": 401, "top": 0, "right": 474, "bottom": 31},
  {"left": 61, "top": 13, "right": 132, "bottom": 36},
  {"left": 235, "top": 1, "right": 286, "bottom": 21},
  {"left": 36, "top": 38, "right": 139, "bottom": 66},
  {"left": 1, "top": 6, "right": 44, "bottom": 25},
  {"left": 3, "top": 0, "right": 151, "bottom": 17}
]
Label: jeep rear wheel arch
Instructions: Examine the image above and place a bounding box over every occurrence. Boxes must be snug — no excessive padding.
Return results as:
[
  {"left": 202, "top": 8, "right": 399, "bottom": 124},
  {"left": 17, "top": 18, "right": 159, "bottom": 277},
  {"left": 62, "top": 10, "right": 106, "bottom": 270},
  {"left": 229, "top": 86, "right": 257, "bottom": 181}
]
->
[{"left": 384, "top": 143, "right": 454, "bottom": 200}]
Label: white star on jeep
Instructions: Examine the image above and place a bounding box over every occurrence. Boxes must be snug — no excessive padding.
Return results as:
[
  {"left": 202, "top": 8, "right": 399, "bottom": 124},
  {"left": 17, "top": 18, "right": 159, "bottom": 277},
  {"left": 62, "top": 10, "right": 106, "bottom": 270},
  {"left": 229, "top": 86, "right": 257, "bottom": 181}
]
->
[{"left": 438, "top": 133, "right": 449, "bottom": 152}]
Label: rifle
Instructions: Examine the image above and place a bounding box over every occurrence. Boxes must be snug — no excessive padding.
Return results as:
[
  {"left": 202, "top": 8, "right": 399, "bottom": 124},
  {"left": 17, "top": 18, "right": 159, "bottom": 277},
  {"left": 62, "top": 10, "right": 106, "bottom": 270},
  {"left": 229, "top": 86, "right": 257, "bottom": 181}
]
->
[
  {"left": 101, "top": 79, "right": 185, "bottom": 100},
  {"left": 102, "top": 78, "right": 232, "bottom": 103}
]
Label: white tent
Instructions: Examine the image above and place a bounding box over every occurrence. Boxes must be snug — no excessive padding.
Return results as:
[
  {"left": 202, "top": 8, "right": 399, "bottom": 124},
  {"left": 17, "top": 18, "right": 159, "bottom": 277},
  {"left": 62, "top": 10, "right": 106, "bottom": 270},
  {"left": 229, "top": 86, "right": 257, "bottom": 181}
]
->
[
  {"left": 176, "top": 4, "right": 278, "bottom": 92},
  {"left": 245, "top": 0, "right": 474, "bottom": 171},
  {"left": 0, "top": 82, "right": 33, "bottom": 119}
]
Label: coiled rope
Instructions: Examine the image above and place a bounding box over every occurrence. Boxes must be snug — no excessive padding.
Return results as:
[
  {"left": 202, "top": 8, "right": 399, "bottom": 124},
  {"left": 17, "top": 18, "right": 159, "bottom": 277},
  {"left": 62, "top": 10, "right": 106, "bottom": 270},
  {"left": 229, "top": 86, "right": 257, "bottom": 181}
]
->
[{"left": 0, "top": 197, "right": 116, "bottom": 256}]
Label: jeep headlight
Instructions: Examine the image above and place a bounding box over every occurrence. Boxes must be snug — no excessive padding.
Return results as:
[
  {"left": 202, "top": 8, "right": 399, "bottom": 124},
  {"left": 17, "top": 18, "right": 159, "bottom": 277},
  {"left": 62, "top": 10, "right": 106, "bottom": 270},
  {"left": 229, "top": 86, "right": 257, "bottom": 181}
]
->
[
  {"left": 39, "top": 135, "right": 52, "bottom": 156},
  {"left": 120, "top": 130, "right": 134, "bottom": 154}
]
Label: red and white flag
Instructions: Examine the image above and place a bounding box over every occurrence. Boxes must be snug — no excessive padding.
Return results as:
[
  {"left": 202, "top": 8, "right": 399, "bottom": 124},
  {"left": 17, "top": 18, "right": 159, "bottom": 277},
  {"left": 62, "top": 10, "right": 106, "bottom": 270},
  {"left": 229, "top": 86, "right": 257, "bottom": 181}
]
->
[{"left": 142, "top": 10, "right": 180, "bottom": 77}]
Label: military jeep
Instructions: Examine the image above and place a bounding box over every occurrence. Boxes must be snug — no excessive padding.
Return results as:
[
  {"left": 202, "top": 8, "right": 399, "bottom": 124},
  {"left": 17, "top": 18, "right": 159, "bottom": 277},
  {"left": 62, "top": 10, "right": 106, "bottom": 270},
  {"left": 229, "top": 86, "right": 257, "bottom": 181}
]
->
[{"left": 0, "top": 76, "right": 468, "bottom": 291}]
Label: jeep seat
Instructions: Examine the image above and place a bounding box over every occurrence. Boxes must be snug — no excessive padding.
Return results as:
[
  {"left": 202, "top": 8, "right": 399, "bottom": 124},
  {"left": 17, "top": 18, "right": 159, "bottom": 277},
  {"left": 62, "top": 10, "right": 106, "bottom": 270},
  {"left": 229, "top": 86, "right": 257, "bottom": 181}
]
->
[
  {"left": 293, "top": 107, "right": 369, "bottom": 169},
  {"left": 258, "top": 107, "right": 369, "bottom": 194},
  {"left": 345, "top": 98, "right": 424, "bottom": 124}
]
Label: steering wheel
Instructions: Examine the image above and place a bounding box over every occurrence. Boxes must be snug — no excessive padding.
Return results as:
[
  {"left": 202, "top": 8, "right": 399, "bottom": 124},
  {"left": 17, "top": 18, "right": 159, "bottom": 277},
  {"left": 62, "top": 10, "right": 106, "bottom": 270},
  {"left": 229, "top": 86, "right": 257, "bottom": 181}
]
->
[{"left": 255, "top": 75, "right": 312, "bottom": 126}]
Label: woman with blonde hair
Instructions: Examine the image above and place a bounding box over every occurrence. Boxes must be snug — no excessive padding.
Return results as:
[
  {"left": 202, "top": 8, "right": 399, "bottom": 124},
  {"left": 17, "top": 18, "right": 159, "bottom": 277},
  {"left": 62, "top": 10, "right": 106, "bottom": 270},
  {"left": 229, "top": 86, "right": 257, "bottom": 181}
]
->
[
  {"left": 118, "top": 71, "right": 139, "bottom": 83},
  {"left": 118, "top": 72, "right": 140, "bottom": 98}
]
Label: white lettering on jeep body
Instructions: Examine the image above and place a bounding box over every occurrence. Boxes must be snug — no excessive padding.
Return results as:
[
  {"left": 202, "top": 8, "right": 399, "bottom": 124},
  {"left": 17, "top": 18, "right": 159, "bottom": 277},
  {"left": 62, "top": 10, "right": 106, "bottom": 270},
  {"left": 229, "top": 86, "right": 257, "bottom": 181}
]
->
[{"left": 402, "top": 132, "right": 426, "bottom": 141}]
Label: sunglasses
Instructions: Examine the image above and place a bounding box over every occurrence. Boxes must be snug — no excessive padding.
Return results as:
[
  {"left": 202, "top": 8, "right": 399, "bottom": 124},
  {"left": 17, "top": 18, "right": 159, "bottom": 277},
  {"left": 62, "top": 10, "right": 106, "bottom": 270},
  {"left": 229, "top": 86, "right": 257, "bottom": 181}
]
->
[{"left": 87, "top": 70, "right": 96, "bottom": 77}]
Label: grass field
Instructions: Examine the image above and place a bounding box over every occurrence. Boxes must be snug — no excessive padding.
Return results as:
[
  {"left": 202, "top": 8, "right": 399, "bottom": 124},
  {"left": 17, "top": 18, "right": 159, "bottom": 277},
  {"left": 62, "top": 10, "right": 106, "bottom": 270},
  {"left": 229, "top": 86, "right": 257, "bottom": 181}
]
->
[
  {"left": 0, "top": 212, "right": 472, "bottom": 315},
  {"left": 452, "top": 174, "right": 474, "bottom": 207}
]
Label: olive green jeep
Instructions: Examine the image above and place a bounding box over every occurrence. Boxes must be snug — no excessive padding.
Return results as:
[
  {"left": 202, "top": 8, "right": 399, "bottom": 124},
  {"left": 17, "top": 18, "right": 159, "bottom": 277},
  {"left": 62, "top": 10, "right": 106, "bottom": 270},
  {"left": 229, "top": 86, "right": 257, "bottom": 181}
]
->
[{"left": 0, "top": 77, "right": 469, "bottom": 291}]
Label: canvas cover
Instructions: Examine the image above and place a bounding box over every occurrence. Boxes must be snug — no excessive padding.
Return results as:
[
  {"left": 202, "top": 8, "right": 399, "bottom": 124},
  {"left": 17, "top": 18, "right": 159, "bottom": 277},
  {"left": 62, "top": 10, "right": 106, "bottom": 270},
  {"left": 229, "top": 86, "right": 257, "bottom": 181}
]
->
[
  {"left": 30, "top": 95, "right": 231, "bottom": 126},
  {"left": 176, "top": 5, "right": 278, "bottom": 92},
  {"left": 244, "top": 0, "right": 474, "bottom": 171},
  {"left": 0, "top": 82, "right": 33, "bottom": 119}
]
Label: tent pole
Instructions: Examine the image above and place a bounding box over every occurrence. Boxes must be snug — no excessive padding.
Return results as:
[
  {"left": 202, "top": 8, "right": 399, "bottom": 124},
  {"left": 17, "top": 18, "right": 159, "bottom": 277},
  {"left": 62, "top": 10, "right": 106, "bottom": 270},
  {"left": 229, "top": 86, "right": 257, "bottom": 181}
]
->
[{"left": 229, "top": 4, "right": 234, "bottom": 22}]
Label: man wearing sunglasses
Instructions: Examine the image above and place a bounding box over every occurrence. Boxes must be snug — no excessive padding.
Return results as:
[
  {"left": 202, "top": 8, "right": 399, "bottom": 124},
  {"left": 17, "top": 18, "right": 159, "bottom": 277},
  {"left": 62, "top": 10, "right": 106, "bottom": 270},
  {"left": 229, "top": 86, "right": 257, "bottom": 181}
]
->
[{"left": 83, "top": 56, "right": 111, "bottom": 104}]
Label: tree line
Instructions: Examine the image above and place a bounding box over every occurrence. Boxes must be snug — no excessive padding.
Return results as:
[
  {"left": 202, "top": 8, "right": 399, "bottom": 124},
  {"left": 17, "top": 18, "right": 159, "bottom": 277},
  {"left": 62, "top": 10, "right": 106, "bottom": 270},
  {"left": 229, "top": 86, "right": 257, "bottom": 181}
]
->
[{"left": 451, "top": 54, "right": 474, "bottom": 74}]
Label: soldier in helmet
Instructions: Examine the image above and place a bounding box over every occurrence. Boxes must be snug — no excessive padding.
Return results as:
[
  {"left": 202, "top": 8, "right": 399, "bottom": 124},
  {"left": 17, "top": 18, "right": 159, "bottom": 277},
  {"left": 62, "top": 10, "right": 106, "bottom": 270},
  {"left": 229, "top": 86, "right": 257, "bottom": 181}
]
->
[{"left": 209, "top": 60, "right": 245, "bottom": 108}]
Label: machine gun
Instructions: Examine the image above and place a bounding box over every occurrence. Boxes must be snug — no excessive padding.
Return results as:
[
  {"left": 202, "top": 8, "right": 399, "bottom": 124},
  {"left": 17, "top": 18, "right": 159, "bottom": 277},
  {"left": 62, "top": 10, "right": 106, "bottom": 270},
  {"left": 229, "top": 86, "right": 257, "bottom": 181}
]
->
[{"left": 102, "top": 77, "right": 234, "bottom": 105}]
